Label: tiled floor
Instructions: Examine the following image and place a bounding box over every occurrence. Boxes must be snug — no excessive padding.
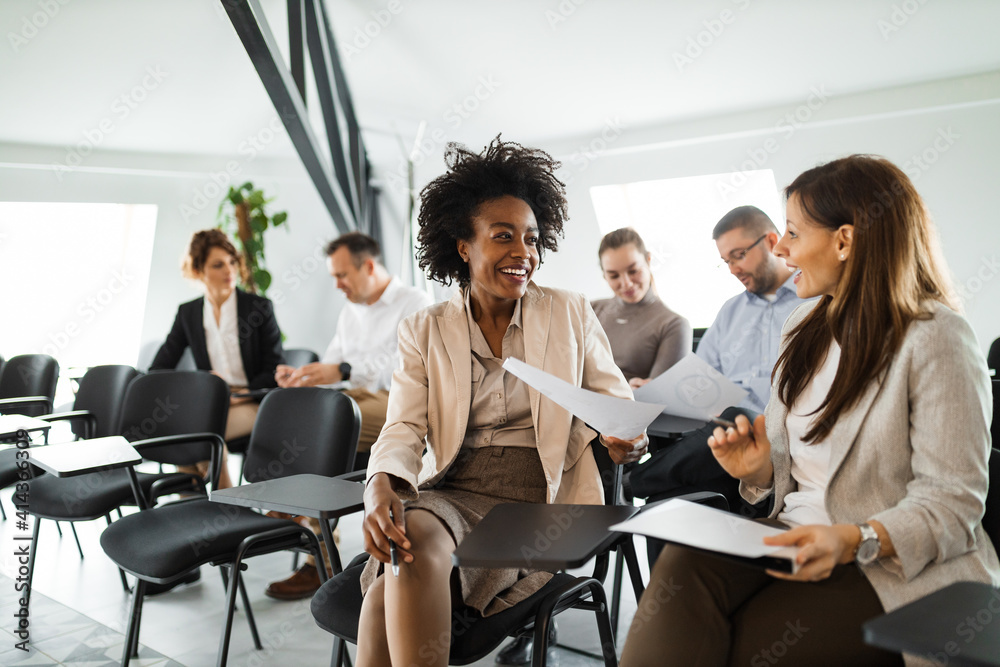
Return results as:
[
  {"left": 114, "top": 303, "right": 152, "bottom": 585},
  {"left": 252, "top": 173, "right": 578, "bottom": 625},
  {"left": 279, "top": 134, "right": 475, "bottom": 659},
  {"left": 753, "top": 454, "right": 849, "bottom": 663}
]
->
[{"left": 0, "top": 459, "right": 649, "bottom": 666}]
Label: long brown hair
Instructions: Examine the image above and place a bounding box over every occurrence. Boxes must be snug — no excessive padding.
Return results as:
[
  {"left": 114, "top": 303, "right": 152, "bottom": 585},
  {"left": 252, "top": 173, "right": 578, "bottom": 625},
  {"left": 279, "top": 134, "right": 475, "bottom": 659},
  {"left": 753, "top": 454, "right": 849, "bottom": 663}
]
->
[{"left": 775, "top": 155, "right": 957, "bottom": 443}]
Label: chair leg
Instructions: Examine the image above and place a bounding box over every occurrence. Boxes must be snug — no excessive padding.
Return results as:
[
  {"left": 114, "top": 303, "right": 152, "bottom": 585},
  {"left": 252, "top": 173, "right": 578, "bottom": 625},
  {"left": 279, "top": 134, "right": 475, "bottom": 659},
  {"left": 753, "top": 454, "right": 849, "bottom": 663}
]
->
[
  {"left": 532, "top": 614, "right": 553, "bottom": 667},
  {"left": 621, "top": 538, "right": 645, "bottom": 600},
  {"left": 105, "top": 515, "right": 131, "bottom": 592},
  {"left": 217, "top": 559, "right": 262, "bottom": 667},
  {"left": 237, "top": 572, "right": 263, "bottom": 650},
  {"left": 55, "top": 520, "right": 63, "bottom": 536},
  {"left": 587, "top": 581, "right": 619, "bottom": 667},
  {"left": 70, "top": 523, "right": 84, "bottom": 559},
  {"left": 1, "top": 498, "right": 6, "bottom": 519},
  {"left": 610, "top": 548, "right": 624, "bottom": 639},
  {"left": 120, "top": 579, "right": 146, "bottom": 666},
  {"left": 23, "top": 517, "right": 41, "bottom": 609}
]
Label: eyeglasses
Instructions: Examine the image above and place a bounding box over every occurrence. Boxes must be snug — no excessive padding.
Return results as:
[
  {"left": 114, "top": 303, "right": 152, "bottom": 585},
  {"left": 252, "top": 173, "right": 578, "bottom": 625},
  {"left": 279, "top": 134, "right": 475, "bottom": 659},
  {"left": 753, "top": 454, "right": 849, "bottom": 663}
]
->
[{"left": 718, "top": 234, "right": 767, "bottom": 268}]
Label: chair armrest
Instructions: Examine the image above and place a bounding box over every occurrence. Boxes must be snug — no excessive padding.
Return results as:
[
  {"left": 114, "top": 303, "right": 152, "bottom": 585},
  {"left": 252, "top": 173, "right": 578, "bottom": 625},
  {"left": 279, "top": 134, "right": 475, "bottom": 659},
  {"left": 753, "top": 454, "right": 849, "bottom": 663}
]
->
[
  {"left": 132, "top": 432, "right": 225, "bottom": 491},
  {"left": 0, "top": 396, "right": 53, "bottom": 416},
  {"left": 331, "top": 469, "right": 367, "bottom": 483},
  {"left": 148, "top": 472, "right": 207, "bottom": 502},
  {"left": 38, "top": 410, "right": 97, "bottom": 440}
]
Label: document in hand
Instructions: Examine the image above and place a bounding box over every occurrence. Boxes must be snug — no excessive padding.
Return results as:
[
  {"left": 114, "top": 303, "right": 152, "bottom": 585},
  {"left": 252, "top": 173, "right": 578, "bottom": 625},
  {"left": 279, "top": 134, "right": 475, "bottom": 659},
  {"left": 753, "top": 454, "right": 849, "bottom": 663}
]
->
[
  {"left": 501, "top": 354, "right": 747, "bottom": 440},
  {"left": 609, "top": 498, "right": 800, "bottom": 574}
]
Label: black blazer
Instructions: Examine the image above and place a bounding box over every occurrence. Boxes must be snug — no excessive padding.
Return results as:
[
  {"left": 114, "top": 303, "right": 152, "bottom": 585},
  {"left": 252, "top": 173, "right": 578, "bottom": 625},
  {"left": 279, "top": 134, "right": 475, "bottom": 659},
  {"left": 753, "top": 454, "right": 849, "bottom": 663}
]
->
[{"left": 150, "top": 289, "right": 285, "bottom": 390}]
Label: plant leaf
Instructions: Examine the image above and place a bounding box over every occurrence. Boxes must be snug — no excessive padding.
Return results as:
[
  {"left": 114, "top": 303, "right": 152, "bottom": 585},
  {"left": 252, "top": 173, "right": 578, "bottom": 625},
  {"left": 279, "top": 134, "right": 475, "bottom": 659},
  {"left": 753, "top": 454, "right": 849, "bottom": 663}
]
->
[
  {"left": 254, "top": 269, "right": 272, "bottom": 292},
  {"left": 272, "top": 211, "right": 288, "bottom": 225}
]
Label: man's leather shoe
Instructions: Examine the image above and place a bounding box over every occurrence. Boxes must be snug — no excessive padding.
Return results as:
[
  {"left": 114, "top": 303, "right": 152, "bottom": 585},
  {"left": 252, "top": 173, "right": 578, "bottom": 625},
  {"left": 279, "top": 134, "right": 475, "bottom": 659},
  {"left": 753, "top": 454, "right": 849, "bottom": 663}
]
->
[
  {"left": 495, "top": 623, "right": 558, "bottom": 665},
  {"left": 144, "top": 568, "right": 201, "bottom": 596},
  {"left": 265, "top": 563, "right": 322, "bottom": 600}
]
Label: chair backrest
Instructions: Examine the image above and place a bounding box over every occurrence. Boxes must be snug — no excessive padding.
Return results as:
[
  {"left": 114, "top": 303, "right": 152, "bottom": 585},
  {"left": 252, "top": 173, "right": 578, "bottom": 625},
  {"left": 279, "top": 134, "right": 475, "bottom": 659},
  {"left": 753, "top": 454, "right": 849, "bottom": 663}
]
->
[
  {"left": 283, "top": 348, "right": 320, "bottom": 367},
  {"left": 118, "top": 371, "right": 229, "bottom": 466},
  {"left": 984, "top": 448, "right": 999, "bottom": 547},
  {"left": 72, "top": 365, "right": 142, "bottom": 439},
  {"left": 987, "top": 337, "right": 1000, "bottom": 374},
  {"left": 0, "top": 354, "right": 60, "bottom": 416},
  {"left": 243, "top": 388, "right": 361, "bottom": 483},
  {"left": 692, "top": 327, "right": 708, "bottom": 353}
]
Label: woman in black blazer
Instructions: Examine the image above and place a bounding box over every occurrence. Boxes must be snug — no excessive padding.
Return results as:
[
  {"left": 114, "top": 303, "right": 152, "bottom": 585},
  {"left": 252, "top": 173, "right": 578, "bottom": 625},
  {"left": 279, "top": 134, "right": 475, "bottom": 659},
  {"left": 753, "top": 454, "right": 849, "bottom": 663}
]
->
[{"left": 151, "top": 229, "right": 285, "bottom": 489}]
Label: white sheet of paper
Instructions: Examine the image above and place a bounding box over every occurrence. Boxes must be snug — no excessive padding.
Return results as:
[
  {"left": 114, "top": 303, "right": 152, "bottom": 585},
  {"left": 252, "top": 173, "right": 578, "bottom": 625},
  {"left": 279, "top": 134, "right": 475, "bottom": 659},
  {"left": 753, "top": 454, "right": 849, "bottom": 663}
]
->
[
  {"left": 633, "top": 353, "right": 748, "bottom": 421},
  {"left": 502, "top": 357, "right": 663, "bottom": 440},
  {"left": 610, "top": 498, "right": 799, "bottom": 562}
]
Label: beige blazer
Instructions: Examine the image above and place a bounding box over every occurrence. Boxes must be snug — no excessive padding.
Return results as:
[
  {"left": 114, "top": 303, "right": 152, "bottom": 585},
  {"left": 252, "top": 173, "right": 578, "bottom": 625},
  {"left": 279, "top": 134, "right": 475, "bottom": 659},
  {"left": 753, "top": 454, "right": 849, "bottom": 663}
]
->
[
  {"left": 744, "top": 301, "right": 1000, "bottom": 619},
  {"left": 367, "top": 282, "right": 632, "bottom": 505}
]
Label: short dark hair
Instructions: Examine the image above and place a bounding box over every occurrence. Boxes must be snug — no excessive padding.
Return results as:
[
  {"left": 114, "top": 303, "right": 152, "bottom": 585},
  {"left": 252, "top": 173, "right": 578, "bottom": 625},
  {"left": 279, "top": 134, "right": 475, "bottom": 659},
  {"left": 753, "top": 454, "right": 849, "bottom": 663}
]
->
[
  {"left": 598, "top": 227, "right": 648, "bottom": 262},
  {"left": 325, "top": 232, "right": 382, "bottom": 268},
  {"left": 712, "top": 205, "right": 778, "bottom": 240},
  {"left": 416, "top": 135, "right": 567, "bottom": 287}
]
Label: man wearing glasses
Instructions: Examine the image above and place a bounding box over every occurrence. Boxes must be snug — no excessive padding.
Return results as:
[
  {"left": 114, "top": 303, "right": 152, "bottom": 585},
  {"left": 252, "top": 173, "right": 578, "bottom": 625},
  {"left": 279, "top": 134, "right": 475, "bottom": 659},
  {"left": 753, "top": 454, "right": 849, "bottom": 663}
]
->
[
  {"left": 697, "top": 204, "right": 809, "bottom": 412},
  {"left": 628, "top": 206, "right": 811, "bottom": 559}
]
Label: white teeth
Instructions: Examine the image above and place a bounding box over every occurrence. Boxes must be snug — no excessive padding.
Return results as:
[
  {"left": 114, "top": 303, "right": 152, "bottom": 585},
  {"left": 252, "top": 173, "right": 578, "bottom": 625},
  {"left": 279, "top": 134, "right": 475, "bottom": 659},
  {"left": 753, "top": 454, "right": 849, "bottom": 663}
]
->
[{"left": 500, "top": 268, "right": 527, "bottom": 276}]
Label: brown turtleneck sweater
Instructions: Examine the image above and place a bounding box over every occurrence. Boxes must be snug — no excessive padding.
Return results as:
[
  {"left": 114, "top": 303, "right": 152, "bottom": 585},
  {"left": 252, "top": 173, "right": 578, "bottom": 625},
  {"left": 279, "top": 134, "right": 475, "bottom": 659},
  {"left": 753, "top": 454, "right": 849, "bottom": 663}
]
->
[{"left": 591, "top": 290, "right": 692, "bottom": 381}]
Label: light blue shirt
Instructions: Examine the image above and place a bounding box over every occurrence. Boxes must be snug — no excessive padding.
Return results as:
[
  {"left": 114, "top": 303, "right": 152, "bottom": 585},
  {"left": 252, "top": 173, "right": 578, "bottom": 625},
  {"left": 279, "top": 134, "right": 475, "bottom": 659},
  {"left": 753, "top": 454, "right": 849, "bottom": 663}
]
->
[{"left": 696, "top": 275, "right": 814, "bottom": 412}]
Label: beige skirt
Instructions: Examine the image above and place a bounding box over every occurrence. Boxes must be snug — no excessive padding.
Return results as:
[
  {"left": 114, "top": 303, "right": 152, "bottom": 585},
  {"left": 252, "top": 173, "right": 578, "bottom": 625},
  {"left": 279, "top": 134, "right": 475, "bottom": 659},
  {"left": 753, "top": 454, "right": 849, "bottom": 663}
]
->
[{"left": 360, "top": 446, "right": 553, "bottom": 617}]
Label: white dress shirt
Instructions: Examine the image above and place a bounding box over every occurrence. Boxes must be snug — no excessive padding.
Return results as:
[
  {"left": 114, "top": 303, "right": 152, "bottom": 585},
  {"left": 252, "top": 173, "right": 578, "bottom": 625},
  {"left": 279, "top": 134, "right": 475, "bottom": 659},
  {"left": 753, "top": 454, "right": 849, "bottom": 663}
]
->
[
  {"left": 321, "top": 277, "right": 433, "bottom": 393},
  {"left": 202, "top": 291, "right": 249, "bottom": 387}
]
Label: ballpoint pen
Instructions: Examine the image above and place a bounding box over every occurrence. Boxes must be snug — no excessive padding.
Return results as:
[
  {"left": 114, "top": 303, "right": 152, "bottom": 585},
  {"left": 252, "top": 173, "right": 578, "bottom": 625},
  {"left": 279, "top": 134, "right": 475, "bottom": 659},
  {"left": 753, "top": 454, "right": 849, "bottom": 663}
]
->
[
  {"left": 388, "top": 508, "right": 400, "bottom": 577},
  {"left": 710, "top": 416, "right": 737, "bottom": 429}
]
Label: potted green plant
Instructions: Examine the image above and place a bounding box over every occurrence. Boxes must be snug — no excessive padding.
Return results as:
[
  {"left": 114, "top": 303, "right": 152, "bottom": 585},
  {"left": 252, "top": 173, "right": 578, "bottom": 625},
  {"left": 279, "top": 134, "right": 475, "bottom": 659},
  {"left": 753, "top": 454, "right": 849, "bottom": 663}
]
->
[{"left": 217, "top": 182, "right": 288, "bottom": 295}]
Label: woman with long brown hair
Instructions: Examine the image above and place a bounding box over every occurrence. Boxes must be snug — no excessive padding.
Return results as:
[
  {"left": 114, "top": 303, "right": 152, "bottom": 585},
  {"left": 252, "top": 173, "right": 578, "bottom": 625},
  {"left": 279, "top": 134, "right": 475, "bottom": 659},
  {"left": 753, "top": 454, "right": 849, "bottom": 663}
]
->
[{"left": 621, "top": 155, "right": 998, "bottom": 666}]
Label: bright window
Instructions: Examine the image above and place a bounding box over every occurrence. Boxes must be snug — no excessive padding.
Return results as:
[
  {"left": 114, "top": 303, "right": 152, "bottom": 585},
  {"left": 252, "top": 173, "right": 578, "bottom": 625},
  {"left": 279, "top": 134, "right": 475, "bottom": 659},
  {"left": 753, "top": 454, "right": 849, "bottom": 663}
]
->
[
  {"left": 589, "top": 169, "right": 783, "bottom": 328},
  {"left": 0, "top": 202, "right": 157, "bottom": 405}
]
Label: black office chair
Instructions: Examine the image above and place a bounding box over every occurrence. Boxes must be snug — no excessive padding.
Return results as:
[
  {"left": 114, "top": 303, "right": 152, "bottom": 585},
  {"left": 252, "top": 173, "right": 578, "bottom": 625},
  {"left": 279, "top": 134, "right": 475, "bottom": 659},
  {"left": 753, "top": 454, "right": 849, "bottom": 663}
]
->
[
  {"left": 284, "top": 347, "right": 320, "bottom": 367},
  {"left": 101, "top": 387, "right": 361, "bottom": 666},
  {"left": 4, "top": 365, "right": 140, "bottom": 544},
  {"left": 311, "top": 438, "right": 644, "bottom": 667},
  {"left": 987, "top": 337, "right": 1000, "bottom": 375},
  {"left": 20, "top": 371, "right": 228, "bottom": 599},
  {"left": 0, "top": 353, "right": 59, "bottom": 417},
  {"left": 691, "top": 327, "right": 708, "bottom": 353}
]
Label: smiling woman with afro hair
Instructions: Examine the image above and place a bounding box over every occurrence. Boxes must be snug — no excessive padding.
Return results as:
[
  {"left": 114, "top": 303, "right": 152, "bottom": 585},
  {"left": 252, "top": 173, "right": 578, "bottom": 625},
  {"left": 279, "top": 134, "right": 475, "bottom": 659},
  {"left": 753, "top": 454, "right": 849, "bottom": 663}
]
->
[
  {"left": 416, "top": 135, "right": 568, "bottom": 287},
  {"left": 350, "top": 135, "right": 647, "bottom": 666}
]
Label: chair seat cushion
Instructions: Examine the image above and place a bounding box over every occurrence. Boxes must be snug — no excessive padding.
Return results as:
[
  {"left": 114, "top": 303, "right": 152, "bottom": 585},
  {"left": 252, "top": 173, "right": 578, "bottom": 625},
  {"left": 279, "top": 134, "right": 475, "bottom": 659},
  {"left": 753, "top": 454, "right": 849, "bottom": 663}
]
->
[
  {"left": 100, "top": 499, "right": 298, "bottom": 580},
  {"left": 22, "top": 470, "right": 191, "bottom": 521},
  {"left": 311, "top": 560, "right": 577, "bottom": 664}
]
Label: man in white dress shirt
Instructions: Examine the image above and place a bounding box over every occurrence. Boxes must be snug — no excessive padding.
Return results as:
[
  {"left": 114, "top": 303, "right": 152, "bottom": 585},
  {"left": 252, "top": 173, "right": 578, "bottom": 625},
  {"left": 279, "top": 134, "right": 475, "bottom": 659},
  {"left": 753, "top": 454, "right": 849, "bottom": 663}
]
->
[{"left": 266, "top": 232, "right": 433, "bottom": 599}]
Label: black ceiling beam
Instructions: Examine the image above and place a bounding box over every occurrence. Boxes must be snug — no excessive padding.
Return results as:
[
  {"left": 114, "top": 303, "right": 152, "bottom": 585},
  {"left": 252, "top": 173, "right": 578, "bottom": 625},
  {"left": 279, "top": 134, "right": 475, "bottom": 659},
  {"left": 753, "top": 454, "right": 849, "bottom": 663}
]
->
[
  {"left": 318, "top": 0, "right": 368, "bottom": 221},
  {"left": 287, "top": 0, "right": 305, "bottom": 100},
  {"left": 303, "top": 0, "right": 360, "bottom": 221},
  {"left": 221, "top": 0, "right": 356, "bottom": 235}
]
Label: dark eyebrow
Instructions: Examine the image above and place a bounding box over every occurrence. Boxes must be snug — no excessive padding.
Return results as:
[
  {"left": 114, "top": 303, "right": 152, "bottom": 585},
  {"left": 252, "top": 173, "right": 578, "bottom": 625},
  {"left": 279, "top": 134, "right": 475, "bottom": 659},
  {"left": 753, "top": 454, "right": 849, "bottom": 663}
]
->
[{"left": 488, "top": 222, "right": 539, "bottom": 234}]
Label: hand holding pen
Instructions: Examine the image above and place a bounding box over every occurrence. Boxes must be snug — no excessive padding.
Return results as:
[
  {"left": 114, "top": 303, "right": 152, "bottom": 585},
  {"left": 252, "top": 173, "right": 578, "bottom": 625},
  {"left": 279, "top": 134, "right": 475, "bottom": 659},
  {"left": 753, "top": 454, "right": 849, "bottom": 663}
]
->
[{"left": 361, "top": 472, "right": 412, "bottom": 573}]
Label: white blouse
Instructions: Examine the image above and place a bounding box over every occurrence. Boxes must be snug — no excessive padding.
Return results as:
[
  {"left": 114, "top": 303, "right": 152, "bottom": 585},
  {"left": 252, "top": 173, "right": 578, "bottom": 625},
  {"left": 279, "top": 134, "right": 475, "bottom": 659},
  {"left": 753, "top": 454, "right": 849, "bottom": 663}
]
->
[
  {"left": 202, "top": 291, "right": 249, "bottom": 387},
  {"left": 777, "top": 340, "right": 841, "bottom": 527}
]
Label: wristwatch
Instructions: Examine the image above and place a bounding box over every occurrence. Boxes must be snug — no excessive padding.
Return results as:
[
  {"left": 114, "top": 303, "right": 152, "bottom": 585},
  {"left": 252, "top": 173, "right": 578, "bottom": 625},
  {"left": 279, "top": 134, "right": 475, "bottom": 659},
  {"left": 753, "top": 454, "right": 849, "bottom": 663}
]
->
[
  {"left": 338, "top": 362, "right": 351, "bottom": 382},
  {"left": 854, "top": 522, "right": 881, "bottom": 565}
]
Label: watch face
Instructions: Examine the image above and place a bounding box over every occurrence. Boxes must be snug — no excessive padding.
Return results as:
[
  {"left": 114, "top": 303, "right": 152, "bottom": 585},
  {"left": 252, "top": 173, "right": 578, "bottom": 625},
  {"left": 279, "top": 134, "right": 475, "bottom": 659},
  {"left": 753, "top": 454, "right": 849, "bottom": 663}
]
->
[{"left": 857, "top": 539, "right": 880, "bottom": 563}]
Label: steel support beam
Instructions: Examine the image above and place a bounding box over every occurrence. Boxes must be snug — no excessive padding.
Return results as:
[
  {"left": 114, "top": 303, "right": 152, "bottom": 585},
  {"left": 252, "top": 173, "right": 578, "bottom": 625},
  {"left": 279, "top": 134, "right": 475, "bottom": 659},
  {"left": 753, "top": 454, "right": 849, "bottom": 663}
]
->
[{"left": 221, "top": 0, "right": 357, "bottom": 234}]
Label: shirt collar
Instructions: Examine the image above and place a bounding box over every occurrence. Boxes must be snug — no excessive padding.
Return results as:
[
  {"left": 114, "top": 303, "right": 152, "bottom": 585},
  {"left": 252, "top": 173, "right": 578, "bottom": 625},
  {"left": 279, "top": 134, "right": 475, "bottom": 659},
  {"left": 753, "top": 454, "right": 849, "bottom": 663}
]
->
[
  {"left": 742, "top": 273, "right": 798, "bottom": 304},
  {"left": 463, "top": 288, "right": 523, "bottom": 331}
]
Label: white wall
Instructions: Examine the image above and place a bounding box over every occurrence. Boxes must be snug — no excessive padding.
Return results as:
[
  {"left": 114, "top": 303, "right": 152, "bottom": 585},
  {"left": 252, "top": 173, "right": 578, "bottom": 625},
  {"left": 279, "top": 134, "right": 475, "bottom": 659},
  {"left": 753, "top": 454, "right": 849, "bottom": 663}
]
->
[
  {"left": 0, "top": 142, "right": 407, "bottom": 367},
  {"left": 473, "top": 70, "right": 1000, "bottom": 352}
]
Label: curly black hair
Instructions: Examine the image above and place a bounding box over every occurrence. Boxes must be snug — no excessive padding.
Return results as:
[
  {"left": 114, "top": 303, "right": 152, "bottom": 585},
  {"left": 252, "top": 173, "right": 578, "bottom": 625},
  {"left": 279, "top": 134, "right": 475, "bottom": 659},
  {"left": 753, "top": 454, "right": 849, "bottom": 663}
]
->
[{"left": 416, "top": 135, "right": 568, "bottom": 287}]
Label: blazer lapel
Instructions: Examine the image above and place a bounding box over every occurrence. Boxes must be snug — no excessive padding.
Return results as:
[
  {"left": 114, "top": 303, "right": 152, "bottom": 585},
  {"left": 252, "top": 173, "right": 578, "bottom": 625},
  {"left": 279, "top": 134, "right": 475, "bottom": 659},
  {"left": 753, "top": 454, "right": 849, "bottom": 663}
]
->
[
  {"left": 438, "top": 290, "right": 472, "bottom": 442},
  {"left": 234, "top": 290, "right": 255, "bottom": 378},
  {"left": 522, "top": 283, "right": 551, "bottom": 425},
  {"left": 187, "top": 297, "right": 211, "bottom": 369},
  {"left": 826, "top": 374, "right": 886, "bottom": 480}
]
